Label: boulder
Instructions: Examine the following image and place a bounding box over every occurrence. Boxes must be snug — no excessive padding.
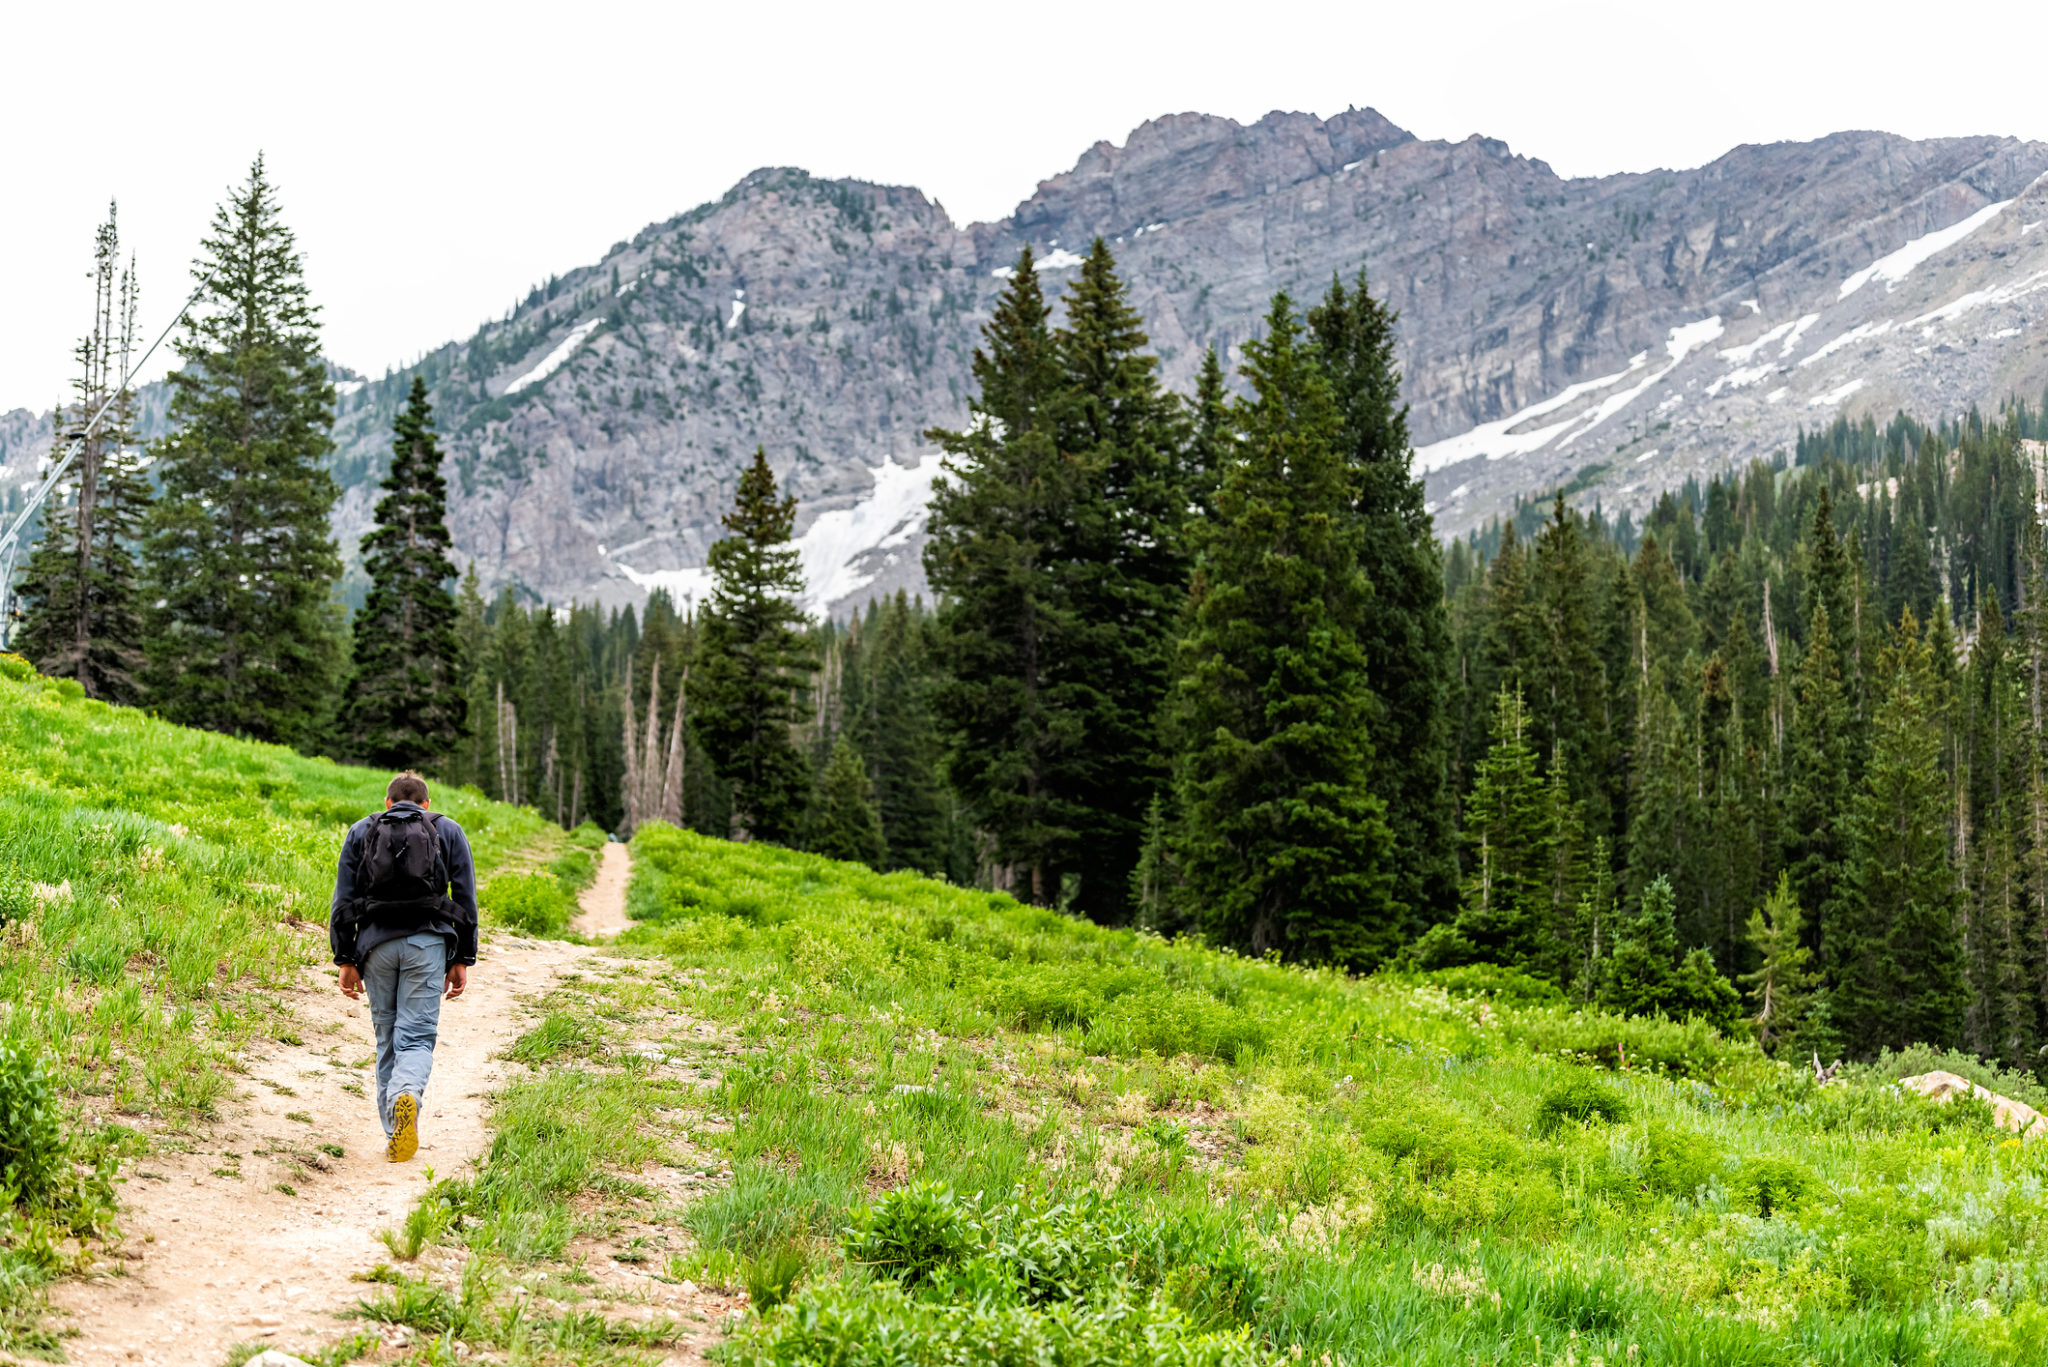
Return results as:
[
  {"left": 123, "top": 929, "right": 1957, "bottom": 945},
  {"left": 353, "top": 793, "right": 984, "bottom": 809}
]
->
[{"left": 1898, "top": 1071, "right": 2048, "bottom": 1138}]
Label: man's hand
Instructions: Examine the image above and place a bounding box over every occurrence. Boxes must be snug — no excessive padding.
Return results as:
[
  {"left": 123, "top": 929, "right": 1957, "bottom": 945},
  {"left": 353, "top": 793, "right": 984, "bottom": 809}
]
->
[
  {"left": 338, "top": 965, "right": 363, "bottom": 999},
  {"left": 445, "top": 964, "right": 469, "bottom": 999}
]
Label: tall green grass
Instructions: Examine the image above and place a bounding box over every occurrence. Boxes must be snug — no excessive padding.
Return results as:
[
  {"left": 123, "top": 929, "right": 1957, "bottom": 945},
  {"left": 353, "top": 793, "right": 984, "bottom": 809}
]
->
[
  {"left": 612, "top": 821, "right": 2048, "bottom": 1366},
  {"left": 0, "top": 655, "right": 551, "bottom": 1122},
  {"left": 0, "top": 654, "right": 558, "bottom": 1352}
]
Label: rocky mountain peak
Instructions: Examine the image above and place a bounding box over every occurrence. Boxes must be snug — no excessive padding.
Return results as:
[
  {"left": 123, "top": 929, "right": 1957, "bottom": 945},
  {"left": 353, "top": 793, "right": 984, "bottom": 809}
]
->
[{"left": 6, "top": 109, "right": 2048, "bottom": 620}]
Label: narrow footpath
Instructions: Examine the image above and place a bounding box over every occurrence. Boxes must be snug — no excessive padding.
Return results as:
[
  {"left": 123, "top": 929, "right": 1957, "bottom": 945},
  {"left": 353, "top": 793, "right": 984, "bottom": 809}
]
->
[{"left": 48, "top": 844, "right": 635, "bottom": 1364}]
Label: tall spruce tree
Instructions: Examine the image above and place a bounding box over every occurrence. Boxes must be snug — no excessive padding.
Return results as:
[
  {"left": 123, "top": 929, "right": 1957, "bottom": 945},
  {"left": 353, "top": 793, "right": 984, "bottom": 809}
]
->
[
  {"left": 1168, "top": 294, "right": 1396, "bottom": 966},
  {"left": 141, "top": 157, "right": 343, "bottom": 746},
  {"left": 337, "top": 378, "right": 466, "bottom": 768},
  {"left": 1741, "top": 874, "right": 1825, "bottom": 1057},
  {"left": 1441, "top": 685, "right": 1554, "bottom": 971},
  {"left": 1528, "top": 496, "right": 1612, "bottom": 834},
  {"left": 1184, "top": 345, "right": 1232, "bottom": 521},
  {"left": 810, "top": 734, "right": 887, "bottom": 866},
  {"left": 1783, "top": 601, "right": 1853, "bottom": 965},
  {"left": 844, "top": 594, "right": 949, "bottom": 874},
  {"left": 1309, "top": 269, "right": 1458, "bottom": 928},
  {"left": 924, "top": 248, "right": 1086, "bottom": 902},
  {"left": 1053, "top": 238, "right": 1191, "bottom": 920},
  {"left": 14, "top": 203, "right": 149, "bottom": 701},
  {"left": 1834, "top": 610, "right": 1969, "bottom": 1053},
  {"left": 695, "top": 449, "right": 817, "bottom": 844}
]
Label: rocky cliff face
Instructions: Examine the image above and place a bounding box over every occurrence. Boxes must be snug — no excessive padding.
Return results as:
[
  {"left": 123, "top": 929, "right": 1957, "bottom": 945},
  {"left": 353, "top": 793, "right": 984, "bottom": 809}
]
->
[{"left": 8, "top": 109, "right": 2048, "bottom": 614}]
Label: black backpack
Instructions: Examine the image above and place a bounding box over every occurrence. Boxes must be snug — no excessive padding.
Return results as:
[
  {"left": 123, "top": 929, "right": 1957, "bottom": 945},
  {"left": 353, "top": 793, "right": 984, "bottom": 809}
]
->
[{"left": 356, "top": 807, "right": 451, "bottom": 929}]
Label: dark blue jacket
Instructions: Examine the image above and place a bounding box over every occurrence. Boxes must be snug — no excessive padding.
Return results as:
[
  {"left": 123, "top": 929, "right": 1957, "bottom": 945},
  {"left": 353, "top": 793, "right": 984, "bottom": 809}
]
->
[{"left": 330, "top": 802, "right": 479, "bottom": 967}]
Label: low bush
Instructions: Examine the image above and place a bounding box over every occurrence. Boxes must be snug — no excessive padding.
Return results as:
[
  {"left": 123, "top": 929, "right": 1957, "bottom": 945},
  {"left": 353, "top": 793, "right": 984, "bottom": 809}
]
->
[
  {"left": 479, "top": 872, "right": 573, "bottom": 937},
  {"left": 1734, "top": 1155, "right": 1815, "bottom": 1217},
  {"left": 0, "top": 1041, "right": 67, "bottom": 1213},
  {"left": 1532, "top": 1076, "right": 1632, "bottom": 1136},
  {"left": 1411, "top": 963, "right": 1566, "bottom": 1007},
  {"left": 729, "top": 1281, "right": 1272, "bottom": 1367},
  {"left": 1641, "top": 1122, "right": 1721, "bottom": 1198},
  {"left": 843, "top": 1182, "right": 982, "bottom": 1287}
]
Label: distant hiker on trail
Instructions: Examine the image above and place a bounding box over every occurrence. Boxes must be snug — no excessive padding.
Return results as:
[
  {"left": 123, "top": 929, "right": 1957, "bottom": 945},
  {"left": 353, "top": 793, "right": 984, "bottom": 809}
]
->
[{"left": 329, "top": 771, "right": 477, "bottom": 1162}]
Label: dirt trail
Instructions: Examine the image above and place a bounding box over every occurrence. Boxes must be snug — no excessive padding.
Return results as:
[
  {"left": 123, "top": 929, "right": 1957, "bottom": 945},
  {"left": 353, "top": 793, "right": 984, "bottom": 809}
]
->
[
  {"left": 50, "top": 854, "right": 634, "bottom": 1364},
  {"left": 572, "top": 842, "right": 633, "bottom": 939}
]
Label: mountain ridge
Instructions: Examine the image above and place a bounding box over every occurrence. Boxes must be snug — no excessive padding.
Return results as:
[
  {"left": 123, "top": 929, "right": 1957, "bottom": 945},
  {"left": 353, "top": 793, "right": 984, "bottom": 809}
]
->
[{"left": 6, "top": 108, "right": 2048, "bottom": 614}]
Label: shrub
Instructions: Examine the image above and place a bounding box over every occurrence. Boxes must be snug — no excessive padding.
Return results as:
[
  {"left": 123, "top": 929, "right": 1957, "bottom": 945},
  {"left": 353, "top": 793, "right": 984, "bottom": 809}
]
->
[
  {"left": 479, "top": 872, "right": 572, "bottom": 937},
  {"left": 0, "top": 1041, "right": 67, "bottom": 1212},
  {"left": 1414, "top": 963, "right": 1566, "bottom": 1007},
  {"left": 550, "top": 846, "right": 595, "bottom": 895},
  {"left": 1734, "top": 1155, "right": 1814, "bottom": 1217},
  {"left": 729, "top": 1281, "right": 1271, "bottom": 1367},
  {"left": 1641, "top": 1123, "right": 1721, "bottom": 1198},
  {"left": 843, "top": 1182, "right": 981, "bottom": 1288},
  {"left": 1533, "top": 1076, "right": 1632, "bottom": 1136}
]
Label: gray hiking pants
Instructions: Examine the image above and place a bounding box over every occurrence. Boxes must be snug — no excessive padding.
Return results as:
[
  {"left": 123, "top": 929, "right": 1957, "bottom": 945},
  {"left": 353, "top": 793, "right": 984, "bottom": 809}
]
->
[{"left": 362, "top": 931, "right": 447, "bottom": 1135}]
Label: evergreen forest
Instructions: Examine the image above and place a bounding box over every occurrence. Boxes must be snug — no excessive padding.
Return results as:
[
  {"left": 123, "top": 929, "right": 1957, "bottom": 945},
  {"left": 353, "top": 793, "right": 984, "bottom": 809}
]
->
[{"left": 22, "top": 168, "right": 2048, "bottom": 1084}]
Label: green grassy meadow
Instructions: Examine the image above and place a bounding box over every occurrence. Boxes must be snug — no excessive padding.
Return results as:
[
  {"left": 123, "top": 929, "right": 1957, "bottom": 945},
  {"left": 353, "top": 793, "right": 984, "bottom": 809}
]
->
[
  {"left": 593, "top": 824, "right": 2048, "bottom": 1367},
  {"left": 0, "top": 655, "right": 557, "bottom": 1352},
  {"left": 13, "top": 654, "right": 2048, "bottom": 1365}
]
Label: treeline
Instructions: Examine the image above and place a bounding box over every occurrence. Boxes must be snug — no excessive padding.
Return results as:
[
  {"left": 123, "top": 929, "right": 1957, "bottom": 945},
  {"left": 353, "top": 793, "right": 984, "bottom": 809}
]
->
[
  {"left": 1439, "top": 408, "right": 2048, "bottom": 1069},
  {"left": 25, "top": 162, "right": 2048, "bottom": 1074},
  {"left": 12, "top": 162, "right": 458, "bottom": 757}
]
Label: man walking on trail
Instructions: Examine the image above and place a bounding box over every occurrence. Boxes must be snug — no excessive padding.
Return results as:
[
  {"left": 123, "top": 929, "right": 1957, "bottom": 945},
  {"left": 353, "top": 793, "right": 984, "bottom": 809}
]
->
[{"left": 330, "top": 771, "right": 477, "bottom": 1162}]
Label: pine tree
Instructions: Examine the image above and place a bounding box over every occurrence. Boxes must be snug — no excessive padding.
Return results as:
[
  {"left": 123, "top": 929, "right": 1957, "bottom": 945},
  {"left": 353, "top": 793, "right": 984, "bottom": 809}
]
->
[
  {"left": 1168, "top": 293, "right": 1396, "bottom": 966},
  {"left": 1626, "top": 664, "right": 1690, "bottom": 903},
  {"left": 141, "top": 157, "right": 343, "bottom": 746},
  {"left": 1310, "top": 269, "right": 1458, "bottom": 928},
  {"left": 695, "top": 449, "right": 817, "bottom": 844},
  {"left": 809, "top": 734, "right": 886, "bottom": 866},
  {"left": 1741, "top": 873, "right": 1824, "bottom": 1056},
  {"left": 1783, "top": 605, "right": 1852, "bottom": 963},
  {"left": 845, "top": 594, "right": 950, "bottom": 873},
  {"left": 336, "top": 378, "right": 466, "bottom": 768},
  {"left": 14, "top": 203, "right": 150, "bottom": 701},
  {"left": 1834, "top": 610, "right": 1969, "bottom": 1053},
  {"left": 1184, "top": 346, "right": 1232, "bottom": 521},
  {"left": 1528, "top": 496, "right": 1611, "bottom": 835},
  {"left": 924, "top": 248, "right": 1085, "bottom": 902},
  {"left": 1601, "top": 875, "right": 1742, "bottom": 1029},
  {"left": 1052, "top": 238, "right": 1192, "bottom": 920},
  {"left": 1442, "top": 685, "right": 1554, "bottom": 970}
]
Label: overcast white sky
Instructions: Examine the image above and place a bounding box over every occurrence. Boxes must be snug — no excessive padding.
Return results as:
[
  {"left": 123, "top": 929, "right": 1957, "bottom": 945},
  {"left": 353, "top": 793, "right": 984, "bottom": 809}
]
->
[{"left": 3, "top": 0, "right": 2043, "bottom": 414}]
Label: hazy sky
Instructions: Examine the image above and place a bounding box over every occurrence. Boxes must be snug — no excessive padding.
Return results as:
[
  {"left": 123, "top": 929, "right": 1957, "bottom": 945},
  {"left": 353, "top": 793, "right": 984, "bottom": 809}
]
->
[{"left": 4, "top": 0, "right": 2043, "bottom": 413}]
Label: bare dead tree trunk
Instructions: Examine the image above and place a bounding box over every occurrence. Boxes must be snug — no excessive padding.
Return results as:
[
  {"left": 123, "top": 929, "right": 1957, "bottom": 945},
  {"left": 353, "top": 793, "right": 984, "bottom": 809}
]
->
[
  {"left": 659, "top": 665, "right": 688, "bottom": 826},
  {"left": 621, "top": 668, "right": 641, "bottom": 835}
]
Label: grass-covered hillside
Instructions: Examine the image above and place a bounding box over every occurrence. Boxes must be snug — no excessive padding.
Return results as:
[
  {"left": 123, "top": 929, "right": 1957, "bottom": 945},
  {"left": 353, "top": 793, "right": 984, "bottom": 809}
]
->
[
  {"left": 0, "top": 655, "right": 560, "bottom": 1351},
  {"left": 593, "top": 824, "right": 2048, "bottom": 1366},
  {"left": 11, "top": 650, "right": 2048, "bottom": 1366}
]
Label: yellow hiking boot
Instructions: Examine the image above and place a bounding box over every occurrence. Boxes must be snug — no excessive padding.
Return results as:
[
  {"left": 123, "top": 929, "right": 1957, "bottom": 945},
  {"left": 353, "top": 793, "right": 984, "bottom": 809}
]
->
[{"left": 387, "top": 1093, "right": 419, "bottom": 1163}]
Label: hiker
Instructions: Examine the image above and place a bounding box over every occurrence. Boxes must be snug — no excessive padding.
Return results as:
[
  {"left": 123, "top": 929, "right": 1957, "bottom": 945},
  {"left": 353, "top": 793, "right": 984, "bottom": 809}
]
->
[{"left": 330, "top": 771, "right": 478, "bottom": 1162}]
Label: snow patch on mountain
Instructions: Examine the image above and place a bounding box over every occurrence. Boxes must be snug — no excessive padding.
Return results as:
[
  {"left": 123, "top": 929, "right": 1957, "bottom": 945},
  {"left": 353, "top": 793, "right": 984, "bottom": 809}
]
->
[
  {"left": 613, "top": 454, "right": 943, "bottom": 616},
  {"left": 991, "top": 246, "right": 1087, "bottom": 280},
  {"left": 1799, "top": 320, "right": 1894, "bottom": 368},
  {"left": 1911, "top": 269, "right": 2048, "bottom": 327},
  {"left": 505, "top": 318, "right": 603, "bottom": 395},
  {"left": 1811, "top": 378, "right": 1868, "bottom": 407},
  {"left": 1415, "top": 317, "right": 1721, "bottom": 470},
  {"left": 1839, "top": 199, "right": 2014, "bottom": 299}
]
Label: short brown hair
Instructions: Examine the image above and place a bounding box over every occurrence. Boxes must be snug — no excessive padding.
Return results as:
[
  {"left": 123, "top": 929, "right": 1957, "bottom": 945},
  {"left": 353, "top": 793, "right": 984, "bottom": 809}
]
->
[{"left": 387, "top": 771, "right": 429, "bottom": 805}]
